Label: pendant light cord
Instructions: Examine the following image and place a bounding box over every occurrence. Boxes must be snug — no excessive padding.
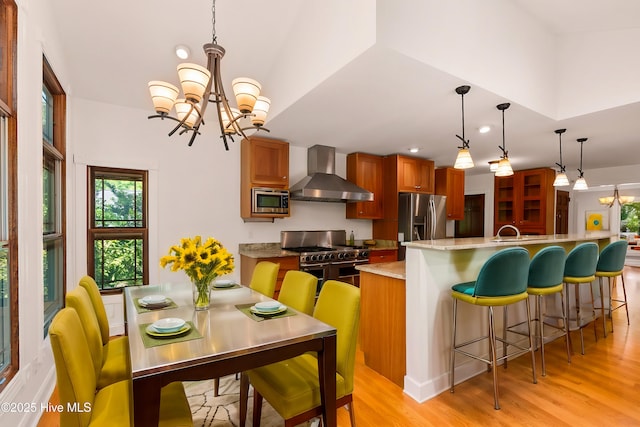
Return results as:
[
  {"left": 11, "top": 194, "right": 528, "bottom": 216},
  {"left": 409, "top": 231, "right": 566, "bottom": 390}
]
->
[{"left": 555, "top": 129, "right": 566, "bottom": 173}]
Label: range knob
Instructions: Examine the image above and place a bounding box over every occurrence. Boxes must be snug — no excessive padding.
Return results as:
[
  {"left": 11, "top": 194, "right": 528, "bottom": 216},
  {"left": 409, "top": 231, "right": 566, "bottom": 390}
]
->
[
  {"left": 337, "top": 253, "right": 345, "bottom": 260},
  {"left": 310, "top": 255, "right": 318, "bottom": 262},
  {"left": 360, "top": 251, "right": 369, "bottom": 258},
  {"left": 328, "top": 253, "right": 335, "bottom": 260}
]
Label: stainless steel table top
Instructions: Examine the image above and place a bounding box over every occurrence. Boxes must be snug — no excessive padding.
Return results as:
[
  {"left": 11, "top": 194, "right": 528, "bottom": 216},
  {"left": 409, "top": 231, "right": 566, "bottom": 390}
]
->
[{"left": 125, "top": 283, "right": 336, "bottom": 378}]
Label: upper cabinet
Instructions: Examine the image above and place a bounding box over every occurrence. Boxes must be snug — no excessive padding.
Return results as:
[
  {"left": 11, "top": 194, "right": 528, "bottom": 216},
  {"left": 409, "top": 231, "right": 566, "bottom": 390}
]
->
[
  {"left": 395, "top": 155, "right": 435, "bottom": 194},
  {"left": 434, "top": 167, "right": 465, "bottom": 220},
  {"left": 240, "top": 137, "right": 290, "bottom": 220},
  {"left": 346, "top": 153, "right": 384, "bottom": 219},
  {"left": 245, "top": 136, "right": 289, "bottom": 186},
  {"left": 493, "top": 168, "right": 555, "bottom": 235}
]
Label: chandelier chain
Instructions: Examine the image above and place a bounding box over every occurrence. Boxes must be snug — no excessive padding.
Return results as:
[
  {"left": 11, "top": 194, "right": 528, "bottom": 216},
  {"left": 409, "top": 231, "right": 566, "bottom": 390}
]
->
[{"left": 211, "top": 0, "right": 217, "bottom": 43}]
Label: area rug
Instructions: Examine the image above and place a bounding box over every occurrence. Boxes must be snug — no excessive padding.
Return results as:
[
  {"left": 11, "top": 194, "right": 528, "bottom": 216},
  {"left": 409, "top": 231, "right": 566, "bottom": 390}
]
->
[{"left": 184, "top": 375, "right": 314, "bottom": 427}]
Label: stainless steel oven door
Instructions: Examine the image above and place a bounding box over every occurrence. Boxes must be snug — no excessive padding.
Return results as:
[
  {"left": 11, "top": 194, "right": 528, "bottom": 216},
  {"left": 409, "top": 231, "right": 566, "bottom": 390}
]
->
[
  {"left": 299, "top": 263, "right": 329, "bottom": 295},
  {"left": 328, "top": 259, "right": 367, "bottom": 287}
]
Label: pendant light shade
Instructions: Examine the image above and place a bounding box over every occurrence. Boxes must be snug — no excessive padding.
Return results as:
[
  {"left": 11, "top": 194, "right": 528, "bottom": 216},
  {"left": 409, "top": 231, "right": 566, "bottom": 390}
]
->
[
  {"left": 488, "top": 160, "right": 500, "bottom": 172},
  {"left": 177, "top": 63, "right": 211, "bottom": 103},
  {"left": 552, "top": 128, "right": 570, "bottom": 187},
  {"left": 232, "top": 77, "right": 262, "bottom": 113},
  {"left": 453, "top": 85, "right": 474, "bottom": 169},
  {"left": 573, "top": 137, "right": 589, "bottom": 191},
  {"left": 495, "top": 102, "right": 514, "bottom": 177},
  {"left": 553, "top": 172, "right": 570, "bottom": 187},
  {"left": 495, "top": 157, "right": 514, "bottom": 177},
  {"left": 454, "top": 148, "right": 474, "bottom": 169}
]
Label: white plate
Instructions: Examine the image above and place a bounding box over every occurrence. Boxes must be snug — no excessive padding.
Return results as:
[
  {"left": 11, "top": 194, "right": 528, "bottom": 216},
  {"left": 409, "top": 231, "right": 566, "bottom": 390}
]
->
[
  {"left": 152, "top": 317, "right": 185, "bottom": 333},
  {"left": 255, "top": 301, "right": 281, "bottom": 311},
  {"left": 250, "top": 304, "right": 287, "bottom": 316},
  {"left": 213, "top": 279, "right": 235, "bottom": 288},
  {"left": 141, "top": 294, "right": 167, "bottom": 305},
  {"left": 139, "top": 299, "right": 169, "bottom": 308}
]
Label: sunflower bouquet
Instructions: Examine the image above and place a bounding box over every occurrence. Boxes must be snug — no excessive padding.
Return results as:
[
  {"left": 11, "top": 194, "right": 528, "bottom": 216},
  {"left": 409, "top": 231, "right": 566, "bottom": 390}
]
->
[{"left": 160, "top": 236, "right": 234, "bottom": 309}]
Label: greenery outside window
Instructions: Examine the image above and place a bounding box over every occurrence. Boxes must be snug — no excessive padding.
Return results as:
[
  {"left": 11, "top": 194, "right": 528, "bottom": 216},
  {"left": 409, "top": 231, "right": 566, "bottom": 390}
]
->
[
  {"left": 621, "top": 202, "right": 639, "bottom": 234},
  {"left": 88, "top": 167, "right": 148, "bottom": 290},
  {"left": 42, "top": 57, "right": 66, "bottom": 336}
]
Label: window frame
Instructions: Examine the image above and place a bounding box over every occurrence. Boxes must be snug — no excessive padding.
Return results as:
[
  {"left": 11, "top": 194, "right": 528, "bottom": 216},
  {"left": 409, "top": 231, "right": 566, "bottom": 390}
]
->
[
  {"left": 0, "top": 0, "right": 18, "bottom": 392},
  {"left": 87, "top": 166, "right": 149, "bottom": 291},
  {"left": 42, "top": 56, "right": 66, "bottom": 335}
]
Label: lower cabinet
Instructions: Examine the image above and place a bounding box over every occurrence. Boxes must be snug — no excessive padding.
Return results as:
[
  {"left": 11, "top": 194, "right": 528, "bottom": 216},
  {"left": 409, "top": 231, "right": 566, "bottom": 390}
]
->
[
  {"left": 240, "top": 255, "right": 298, "bottom": 299},
  {"left": 368, "top": 249, "right": 398, "bottom": 264}
]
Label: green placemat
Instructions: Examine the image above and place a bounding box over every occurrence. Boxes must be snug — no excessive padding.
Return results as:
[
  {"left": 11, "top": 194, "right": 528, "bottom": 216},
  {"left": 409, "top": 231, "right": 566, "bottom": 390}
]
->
[
  {"left": 211, "top": 283, "right": 243, "bottom": 291},
  {"left": 134, "top": 297, "right": 178, "bottom": 313},
  {"left": 139, "top": 321, "right": 202, "bottom": 348},
  {"left": 235, "top": 303, "right": 297, "bottom": 322}
]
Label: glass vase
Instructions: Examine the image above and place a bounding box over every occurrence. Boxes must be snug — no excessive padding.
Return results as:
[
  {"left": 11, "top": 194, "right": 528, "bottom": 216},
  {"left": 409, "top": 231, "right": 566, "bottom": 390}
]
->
[{"left": 191, "top": 277, "right": 213, "bottom": 311}]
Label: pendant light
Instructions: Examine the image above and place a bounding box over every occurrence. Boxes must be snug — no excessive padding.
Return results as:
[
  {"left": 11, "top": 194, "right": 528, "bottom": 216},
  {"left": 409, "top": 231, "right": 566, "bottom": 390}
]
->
[
  {"left": 453, "top": 85, "right": 474, "bottom": 169},
  {"left": 495, "top": 103, "right": 513, "bottom": 177},
  {"left": 553, "top": 128, "right": 570, "bottom": 186},
  {"left": 573, "top": 138, "right": 589, "bottom": 190}
]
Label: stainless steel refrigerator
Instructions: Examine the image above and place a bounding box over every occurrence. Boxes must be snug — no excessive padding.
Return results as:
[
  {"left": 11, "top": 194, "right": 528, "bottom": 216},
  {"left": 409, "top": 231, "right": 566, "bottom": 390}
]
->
[{"left": 398, "top": 193, "right": 447, "bottom": 260}]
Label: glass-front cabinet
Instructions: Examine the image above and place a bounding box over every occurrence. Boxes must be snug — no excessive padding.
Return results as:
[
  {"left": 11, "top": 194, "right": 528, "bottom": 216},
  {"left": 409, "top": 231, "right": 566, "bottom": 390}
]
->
[{"left": 494, "top": 168, "right": 555, "bottom": 235}]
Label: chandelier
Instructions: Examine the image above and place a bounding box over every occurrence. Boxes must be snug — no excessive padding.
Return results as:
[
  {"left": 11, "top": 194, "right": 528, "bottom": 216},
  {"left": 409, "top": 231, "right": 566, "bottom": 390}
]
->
[
  {"left": 495, "top": 103, "right": 514, "bottom": 177},
  {"left": 453, "top": 85, "right": 474, "bottom": 169},
  {"left": 599, "top": 186, "right": 635, "bottom": 207},
  {"left": 146, "top": 0, "right": 270, "bottom": 150}
]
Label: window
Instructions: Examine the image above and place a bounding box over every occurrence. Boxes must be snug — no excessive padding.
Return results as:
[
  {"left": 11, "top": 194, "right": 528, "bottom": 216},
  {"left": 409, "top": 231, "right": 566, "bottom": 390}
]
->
[
  {"left": 88, "top": 167, "right": 148, "bottom": 290},
  {"left": 0, "top": 0, "right": 17, "bottom": 391},
  {"left": 621, "top": 202, "right": 639, "bottom": 233},
  {"left": 42, "top": 57, "right": 66, "bottom": 336}
]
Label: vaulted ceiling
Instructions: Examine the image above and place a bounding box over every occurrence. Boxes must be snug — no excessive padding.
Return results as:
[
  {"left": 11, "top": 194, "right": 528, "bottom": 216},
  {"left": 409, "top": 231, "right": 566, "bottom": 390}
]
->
[{"left": 47, "top": 0, "right": 640, "bottom": 177}]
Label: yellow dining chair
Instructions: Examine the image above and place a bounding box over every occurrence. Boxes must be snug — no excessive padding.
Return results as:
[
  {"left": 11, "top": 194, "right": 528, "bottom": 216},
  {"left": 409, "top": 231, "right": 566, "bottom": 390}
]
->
[
  {"left": 277, "top": 270, "right": 318, "bottom": 315},
  {"left": 79, "top": 275, "right": 130, "bottom": 379},
  {"left": 249, "top": 261, "right": 280, "bottom": 298},
  {"left": 214, "top": 261, "right": 281, "bottom": 396},
  {"left": 240, "top": 280, "right": 360, "bottom": 427},
  {"left": 49, "top": 308, "right": 192, "bottom": 427},
  {"left": 65, "top": 286, "right": 129, "bottom": 389}
]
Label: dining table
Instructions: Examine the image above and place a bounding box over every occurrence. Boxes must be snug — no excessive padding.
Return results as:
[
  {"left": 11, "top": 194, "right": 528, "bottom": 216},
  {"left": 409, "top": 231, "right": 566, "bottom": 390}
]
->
[{"left": 124, "top": 282, "right": 338, "bottom": 426}]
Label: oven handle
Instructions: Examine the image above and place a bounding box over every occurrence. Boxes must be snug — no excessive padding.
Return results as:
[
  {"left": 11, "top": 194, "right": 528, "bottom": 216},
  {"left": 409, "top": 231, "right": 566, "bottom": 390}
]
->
[
  {"left": 330, "top": 259, "right": 369, "bottom": 266},
  {"left": 300, "top": 263, "right": 326, "bottom": 269}
]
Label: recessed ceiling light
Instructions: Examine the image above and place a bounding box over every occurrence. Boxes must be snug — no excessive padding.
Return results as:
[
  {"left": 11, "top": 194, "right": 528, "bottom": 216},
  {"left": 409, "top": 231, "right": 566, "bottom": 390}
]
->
[
  {"left": 409, "top": 147, "right": 419, "bottom": 153},
  {"left": 479, "top": 125, "right": 491, "bottom": 134},
  {"left": 175, "top": 45, "right": 190, "bottom": 59}
]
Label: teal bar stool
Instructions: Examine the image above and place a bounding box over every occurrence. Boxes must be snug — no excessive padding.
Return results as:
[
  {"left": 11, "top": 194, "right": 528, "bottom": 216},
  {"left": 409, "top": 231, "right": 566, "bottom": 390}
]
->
[
  {"left": 596, "top": 240, "right": 630, "bottom": 336},
  {"left": 450, "top": 247, "right": 536, "bottom": 410},
  {"left": 516, "top": 246, "right": 571, "bottom": 376},
  {"left": 563, "top": 242, "right": 599, "bottom": 355}
]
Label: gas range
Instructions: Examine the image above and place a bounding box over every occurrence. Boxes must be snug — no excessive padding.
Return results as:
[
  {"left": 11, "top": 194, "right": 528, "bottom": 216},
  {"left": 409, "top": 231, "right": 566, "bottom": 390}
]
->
[{"left": 287, "top": 246, "right": 369, "bottom": 266}]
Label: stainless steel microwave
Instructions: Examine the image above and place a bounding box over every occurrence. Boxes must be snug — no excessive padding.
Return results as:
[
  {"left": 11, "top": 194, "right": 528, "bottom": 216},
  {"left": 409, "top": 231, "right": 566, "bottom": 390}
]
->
[{"left": 251, "top": 187, "right": 290, "bottom": 214}]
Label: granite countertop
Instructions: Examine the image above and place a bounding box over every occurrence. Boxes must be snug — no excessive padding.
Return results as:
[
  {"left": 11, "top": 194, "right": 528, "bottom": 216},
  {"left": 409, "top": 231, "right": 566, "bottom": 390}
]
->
[
  {"left": 402, "top": 231, "right": 615, "bottom": 251},
  {"left": 357, "top": 261, "right": 406, "bottom": 280}
]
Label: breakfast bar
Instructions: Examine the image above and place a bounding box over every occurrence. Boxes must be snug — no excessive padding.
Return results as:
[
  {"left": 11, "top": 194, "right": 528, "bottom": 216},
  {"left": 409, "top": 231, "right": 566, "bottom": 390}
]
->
[{"left": 401, "top": 232, "right": 614, "bottom": 403}]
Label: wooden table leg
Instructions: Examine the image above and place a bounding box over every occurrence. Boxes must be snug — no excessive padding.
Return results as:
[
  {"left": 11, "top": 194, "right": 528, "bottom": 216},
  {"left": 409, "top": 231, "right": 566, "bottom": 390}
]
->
[
  {"left": 318, "top": 333, "right": 337, "bottom": 427},
  {"left": 132, "top": 378, "right": 161, "bottom": 426}
]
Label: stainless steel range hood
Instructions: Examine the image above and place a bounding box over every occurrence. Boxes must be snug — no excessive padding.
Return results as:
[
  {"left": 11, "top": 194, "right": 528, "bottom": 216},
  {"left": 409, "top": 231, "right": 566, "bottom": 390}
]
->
[{"left": 289, "top": 145, "right": 374, "bottom": 202}]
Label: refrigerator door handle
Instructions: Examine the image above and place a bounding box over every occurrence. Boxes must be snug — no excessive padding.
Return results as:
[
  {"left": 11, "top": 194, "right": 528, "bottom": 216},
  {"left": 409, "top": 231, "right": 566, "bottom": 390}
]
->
[{"left": 429, "top": 197, "right": 436, "bottom": 240}]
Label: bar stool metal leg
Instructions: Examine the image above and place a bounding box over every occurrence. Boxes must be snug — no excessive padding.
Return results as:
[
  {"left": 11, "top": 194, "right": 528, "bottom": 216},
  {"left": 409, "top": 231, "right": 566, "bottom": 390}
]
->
[
  {"left": 488, "top": 306, "right": 500, "bottom": 410},
  {"left": 450, "top": 299, "right": 458, "bottom": 393}
]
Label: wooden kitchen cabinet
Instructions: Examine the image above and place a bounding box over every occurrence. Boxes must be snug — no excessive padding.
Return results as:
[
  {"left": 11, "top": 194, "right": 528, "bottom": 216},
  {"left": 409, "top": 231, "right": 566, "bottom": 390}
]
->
[
  {"left": 240, "top": 137, "right": 290, "bottom": 220},
  {"left": 493, "top": 167, "right": 555, "bottom": 235},
  {"left": 368, "top": 249, "right": 398, "bottom": 264},
  {"left": 346, "top": 152, "right": 384, "bottom": 219},
  {"left": 395, "top": 155, "right": 435, "bottom": 193},
  {"left": 435, "top": 167, "right": 465, "bottom": 220},
  {"left": 373, "top": 154, "right": 435, "bottom": 240},
  {"left": 240, "top": 255, "right": 298, "bottom": 300}
]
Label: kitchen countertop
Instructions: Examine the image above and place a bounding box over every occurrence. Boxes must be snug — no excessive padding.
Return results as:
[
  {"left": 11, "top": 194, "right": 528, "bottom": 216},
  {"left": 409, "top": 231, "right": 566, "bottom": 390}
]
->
[
  {"left": 403, "top": 231, "right": 614, "bottom": 251},
  {"left": 357, "top": 261, "right": 405, "bottom": 280}
]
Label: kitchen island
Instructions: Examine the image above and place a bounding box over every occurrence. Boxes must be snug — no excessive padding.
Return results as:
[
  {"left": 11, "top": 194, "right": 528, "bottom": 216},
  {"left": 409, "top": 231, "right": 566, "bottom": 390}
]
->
[{"left": 401, "top": 232, "right": 614, "bottom": 403}]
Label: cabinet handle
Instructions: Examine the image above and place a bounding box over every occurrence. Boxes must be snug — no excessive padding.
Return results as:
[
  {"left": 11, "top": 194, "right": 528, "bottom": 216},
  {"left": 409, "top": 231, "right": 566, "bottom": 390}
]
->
[{"left": 415, "top": 185, "right": 421, "bottom": 189}]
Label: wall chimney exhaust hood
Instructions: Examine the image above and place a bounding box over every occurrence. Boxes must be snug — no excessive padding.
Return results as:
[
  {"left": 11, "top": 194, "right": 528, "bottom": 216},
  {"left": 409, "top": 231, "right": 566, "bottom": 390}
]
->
[{"left": 289, "top": 145, "right": 374, "bottom": 202}]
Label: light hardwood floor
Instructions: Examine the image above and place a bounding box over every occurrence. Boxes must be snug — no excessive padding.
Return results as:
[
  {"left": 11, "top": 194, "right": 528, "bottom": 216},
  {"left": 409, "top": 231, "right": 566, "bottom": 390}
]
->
[{"left": 39, "top": 266, "right": 640, "bottom": 426}]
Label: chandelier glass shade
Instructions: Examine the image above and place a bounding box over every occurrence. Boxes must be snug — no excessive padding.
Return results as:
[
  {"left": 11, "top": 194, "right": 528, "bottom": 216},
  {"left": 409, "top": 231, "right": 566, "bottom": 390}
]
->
[
  {"left": 573, "top": 137, "right": 588, "bottom": 190},
  {"left": 147, "top": 0, "right": 270, "bottom": 150},
  {"left": 453, "top": 85, "right": 474, "bottom": 169},
  {"left": 552, "top": 128, "right": 570, "bottom": 187},
  {"left": 495, "top": 102, "right": 514, "bottom": 177},
  {"left": 599, "top": 186, "right": 635, "bottom": 206}
]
